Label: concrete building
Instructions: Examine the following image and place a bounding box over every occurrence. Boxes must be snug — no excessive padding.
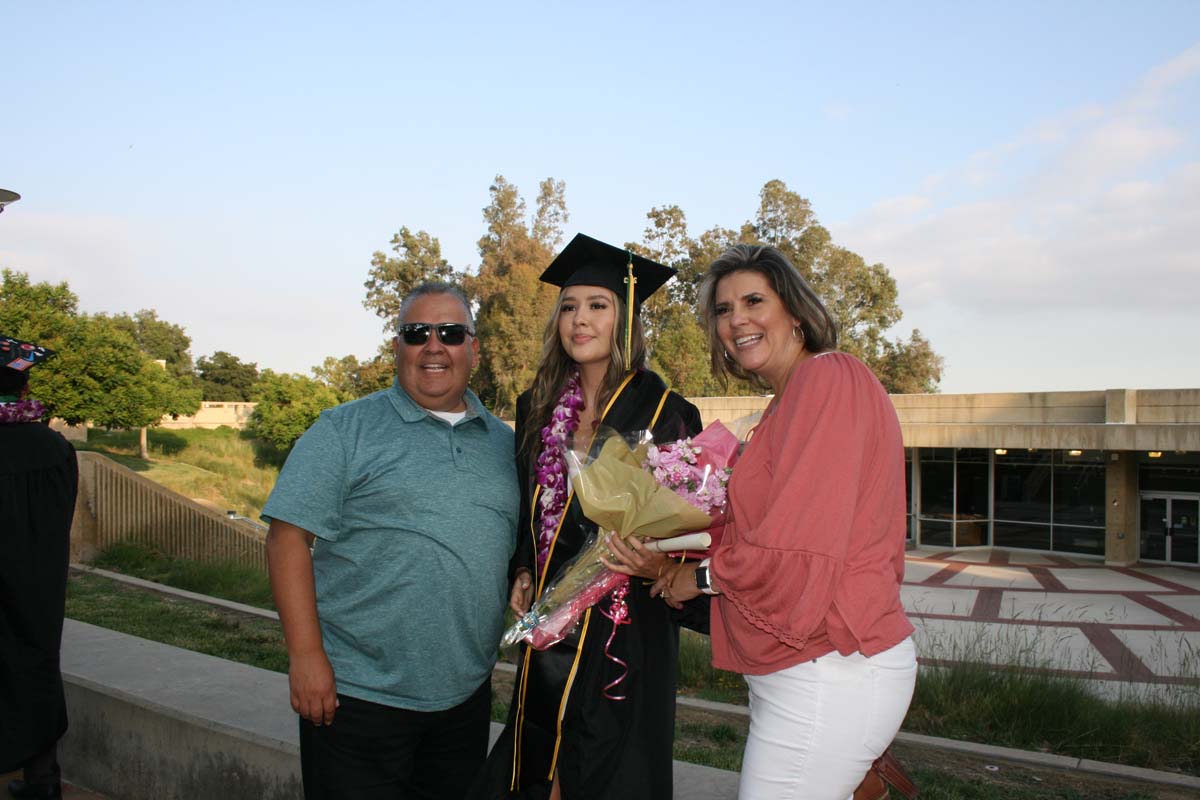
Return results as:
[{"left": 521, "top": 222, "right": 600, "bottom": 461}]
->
[{"left": 693, "top": 388, "right": 1200, "bottom": 567}]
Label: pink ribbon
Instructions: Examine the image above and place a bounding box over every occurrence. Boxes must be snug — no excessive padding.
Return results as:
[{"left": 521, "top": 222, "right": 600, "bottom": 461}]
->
[{"left": 599, "top": 582, "right": 631, "bottom": 700}]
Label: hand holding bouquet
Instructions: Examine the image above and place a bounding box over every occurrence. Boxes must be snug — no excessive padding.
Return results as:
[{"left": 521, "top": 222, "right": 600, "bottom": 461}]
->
[{"left": 501, "top": 421, "right": 738, "bottom": 650}]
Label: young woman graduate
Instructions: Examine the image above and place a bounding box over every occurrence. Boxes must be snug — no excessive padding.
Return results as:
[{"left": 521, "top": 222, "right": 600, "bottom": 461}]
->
[{"left": 475, "top": 234, "right": 706, "bottom": 800}]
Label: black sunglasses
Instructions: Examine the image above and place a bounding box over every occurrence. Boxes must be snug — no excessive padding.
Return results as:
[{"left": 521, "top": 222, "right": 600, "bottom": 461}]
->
[{"left": 398, "top": 322, "right": 475, "bottom": 347}]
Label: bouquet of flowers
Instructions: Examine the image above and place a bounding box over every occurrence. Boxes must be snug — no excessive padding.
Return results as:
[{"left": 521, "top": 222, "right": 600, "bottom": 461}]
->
[{"left": 502, "top": 420, "right": 738, "bottom": 651}]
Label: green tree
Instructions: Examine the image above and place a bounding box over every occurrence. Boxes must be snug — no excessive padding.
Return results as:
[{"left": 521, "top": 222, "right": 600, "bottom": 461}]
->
[
  {"left": 627, "top": 210, "right": 740, "bottom": 396},
  {"left": 363, "top": 227, "right": 461, "bottom": 331},
  {"left": 464, "top": 175, "right": 563, "bottom": 416},
  {"left": 34, "top": 314, "right": 201, "bottom": 453},
  {"left": 312, "top": 347, "right": 393, "bottom": 403},
  {"left": 872, "top": 329, "right": 944, "bottom": 394},
  {"left": 531, "top": 178, "right": 569, "bottom": 250},
  {"left": 644, "top": 303, "right": 724, "bottom": 397},
  {"left": 196, "top": 351, "right": 260, "bottom": 401},
  {"left": 0, "top": 269, "right": 78, "bottom": 341},
  {"left": 737, "top": 180, "right": 942, "bottom": 391},
  {"left": 248, "top": 370, "right": 341, "bottom": 451},
  {"left": 111, "top": 309, "right": 195, "bottom": 378},
  {"left": 105, "top": 310, "right": 201, "bottom": 455},
  {"left": 1, "top": 271, "right": 201, "bottom": 452},
  {"left": 630, "top": 180, "right": 943, "bottom": 394}
]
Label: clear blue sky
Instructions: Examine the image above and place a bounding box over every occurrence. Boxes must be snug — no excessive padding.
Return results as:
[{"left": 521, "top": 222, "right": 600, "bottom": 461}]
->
[{"left": 3, "top": 2, "right": 1198, "bottom": 392}]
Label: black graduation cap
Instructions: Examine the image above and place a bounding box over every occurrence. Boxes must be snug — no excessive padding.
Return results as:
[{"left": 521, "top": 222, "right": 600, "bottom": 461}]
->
[
  {"left": 0, "top": 335, "right": 56, "bottom": 371},
  {"left": 539, "top": 233, "right": 675, "bottom": 312}
]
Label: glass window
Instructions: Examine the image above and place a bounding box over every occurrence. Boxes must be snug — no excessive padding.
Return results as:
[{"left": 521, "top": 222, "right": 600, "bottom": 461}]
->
[
  {"left": 1054, "top": 450, "right": 1105, "bottom": 528},
  {"left": 994, "top": 449, "right": 1051, "bottom": 523},
  {"left": 920, "top": 519, "right": 952, "bottom": 547},
  {"left": 904, "top": 450, "right": 914, "bottom": 540},
  {"left": 955, "top": 449, "right": 990, "bottom": 544},
  {"left": 1053, "top": 526, "right": 1105, "bottom": 557},
  {"left": 1139, "top": 451, "right": 1200, "bottom": 493},
  {"left": 994, "top": 521, "right": 1052, "bottom": 551},
  {"left": 956, "top": 450, "right": 989, "bottom": 511},
  {"left": 919, "top": 448, "right": 954, "bottom": 518}
]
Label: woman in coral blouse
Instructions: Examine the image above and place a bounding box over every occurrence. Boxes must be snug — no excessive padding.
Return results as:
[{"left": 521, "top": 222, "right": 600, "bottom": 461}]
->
[{"left": 655, "top": 244, "right": 917, "bottom": 799}]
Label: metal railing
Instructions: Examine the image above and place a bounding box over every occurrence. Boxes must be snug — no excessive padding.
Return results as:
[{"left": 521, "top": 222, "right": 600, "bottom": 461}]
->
[{"left": 78, "top": 451, "right": 267, "bottom": 573}]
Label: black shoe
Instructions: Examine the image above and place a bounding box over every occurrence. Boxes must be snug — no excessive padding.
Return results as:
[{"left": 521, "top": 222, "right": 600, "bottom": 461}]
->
[{"left": 7, "top": 780, "right": 62, "bottom": 799}]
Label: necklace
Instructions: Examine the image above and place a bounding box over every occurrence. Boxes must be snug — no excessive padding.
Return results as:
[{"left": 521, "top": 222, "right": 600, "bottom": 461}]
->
[
  {"left": 0, "top": 398, "right": 47, "bottom": 424},
  {"left": 534, "top": 370, "right": 585, "bottom": 571}
]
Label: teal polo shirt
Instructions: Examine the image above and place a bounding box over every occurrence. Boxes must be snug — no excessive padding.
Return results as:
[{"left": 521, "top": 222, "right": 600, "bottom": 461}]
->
[{"left": 262, "top": 380, "right": 518, "bottom": 711}]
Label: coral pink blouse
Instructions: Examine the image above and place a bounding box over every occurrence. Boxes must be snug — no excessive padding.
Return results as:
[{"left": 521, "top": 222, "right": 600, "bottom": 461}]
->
[{"left": 709, "top": 352, "right": 914, "bottom": 675}]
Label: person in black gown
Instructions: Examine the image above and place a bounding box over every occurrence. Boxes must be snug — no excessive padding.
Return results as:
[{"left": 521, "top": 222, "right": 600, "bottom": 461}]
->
[
  {"left": 474, "top": 234, "right": 706, "bottom": 800},
  {"left": 0, "top": 337, "right": 78, "bottom": 799}
]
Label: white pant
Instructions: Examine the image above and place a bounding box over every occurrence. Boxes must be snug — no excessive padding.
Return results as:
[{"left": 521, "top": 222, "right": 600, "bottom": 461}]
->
[{"left": 739, "top": 637, "right": 917, "bottom": 800}]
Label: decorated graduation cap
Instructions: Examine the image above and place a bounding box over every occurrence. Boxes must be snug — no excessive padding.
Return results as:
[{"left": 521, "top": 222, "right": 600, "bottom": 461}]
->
[
  {"left": 540, "top": 233, "right": 675, "bottom": 370},
  {"left": 1, "top": 335, "right": 56, "bottom": 372}
]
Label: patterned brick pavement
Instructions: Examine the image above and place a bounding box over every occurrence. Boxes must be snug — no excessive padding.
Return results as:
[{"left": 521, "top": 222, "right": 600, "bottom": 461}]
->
[{"left": 904, "top": 548, "right": 1200, "bottom": 692}]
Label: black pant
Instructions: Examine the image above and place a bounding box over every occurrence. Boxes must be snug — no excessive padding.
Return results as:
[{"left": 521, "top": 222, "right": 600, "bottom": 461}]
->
[
  {"left": 299, "top": 680, "right": 490, "bottom": 800},
  {"left": 19, "top": 742, "right": 60, "bottom": 787}
]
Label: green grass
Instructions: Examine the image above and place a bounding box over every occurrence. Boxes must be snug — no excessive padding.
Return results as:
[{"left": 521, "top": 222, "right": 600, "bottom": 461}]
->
[
  {"left": 92, "top": 540, "right": 276, "bottom": 610},
  {"left": 678, "top": 628, "right": 748, "bottom": 703},
  {"left": 906, "top": 764, "right": 1158, "bottom": 800},
  {"left": 909, "top": 661, "right": 1200, "bottom": 775},
  {"left": 76, "top": 426, "right": 281, "bottom": 519},
  {"left": 66, "top": 571, "right": 288, "bottom": 672}
]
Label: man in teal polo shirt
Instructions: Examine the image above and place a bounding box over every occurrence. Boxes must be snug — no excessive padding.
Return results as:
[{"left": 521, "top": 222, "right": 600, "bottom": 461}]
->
[{"left": 263, "top": 282, "right": 518, "bottom": 800}]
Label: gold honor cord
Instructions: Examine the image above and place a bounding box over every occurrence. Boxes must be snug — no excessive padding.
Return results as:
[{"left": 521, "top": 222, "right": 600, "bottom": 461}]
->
[{"left": 623, "top": 251, "right": 636, "bottom": 372}]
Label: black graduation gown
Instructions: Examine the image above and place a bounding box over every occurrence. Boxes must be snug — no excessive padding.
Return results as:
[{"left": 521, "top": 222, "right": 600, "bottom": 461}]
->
[
  {"left": 477, "top": 370, "right": 706, "bottom": 800},
  {"left": 0, "top": 421, "right": 78, "bottom": 772}
]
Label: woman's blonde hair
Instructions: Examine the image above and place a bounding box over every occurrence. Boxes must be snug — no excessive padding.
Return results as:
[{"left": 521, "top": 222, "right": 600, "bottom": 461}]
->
[
  {"left": 520, "top": 288, "right": 646, "bottom": 460},
  {"left": 697, "top": 244, "right": 838, "bottom": 391}
]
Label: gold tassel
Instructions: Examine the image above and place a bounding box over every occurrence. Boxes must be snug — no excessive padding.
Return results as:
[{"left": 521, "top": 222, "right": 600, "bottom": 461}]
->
[{"left": 623, "top": 251, "right": 636, "bottom": 372}]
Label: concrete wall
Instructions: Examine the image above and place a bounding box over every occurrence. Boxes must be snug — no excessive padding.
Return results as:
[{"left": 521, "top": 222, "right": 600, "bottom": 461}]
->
[
  {"left": 1105, "top": 453, "right": 1140, "bottom": 566},
  {"left": 49, "top": 418, "right": 88, "bottom": 442},
  {"left": 687, "top": 396, "right": 769, "bottom": 433},
  {"left": 891, "top": 390, "right": 1108, "bottom": 425},
  {"left": 1136, "top": 389, "right": 1200, "bottom": 424},
  {"left": 158, "top": 401, "right": 257, "bottom": 430},
  {"left": 61, "top": 621, "right": 302, "bottom": 800}
]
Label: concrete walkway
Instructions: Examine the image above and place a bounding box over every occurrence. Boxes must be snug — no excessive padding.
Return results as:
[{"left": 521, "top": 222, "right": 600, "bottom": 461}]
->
[{"left": 904, "top": 547, "right": 1200, "bottom": 700}]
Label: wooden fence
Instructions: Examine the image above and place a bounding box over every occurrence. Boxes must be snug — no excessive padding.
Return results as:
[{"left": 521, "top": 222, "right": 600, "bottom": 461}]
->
[{"left": 75, "top": 451, "right": 268, "bottom": 573}]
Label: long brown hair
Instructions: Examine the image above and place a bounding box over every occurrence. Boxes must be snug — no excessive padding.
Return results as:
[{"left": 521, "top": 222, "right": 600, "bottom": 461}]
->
[{"left": 519, "top": 288, "right": 647, "bottom": 461}]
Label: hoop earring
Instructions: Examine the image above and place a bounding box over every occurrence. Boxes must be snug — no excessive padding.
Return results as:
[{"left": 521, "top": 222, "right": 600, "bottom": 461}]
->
[
  {"left": 793, "top": 325, "right": 805, "bottom": 345},
  {"left": 723, "top": 350, "right": 734, "bottom": 361}
]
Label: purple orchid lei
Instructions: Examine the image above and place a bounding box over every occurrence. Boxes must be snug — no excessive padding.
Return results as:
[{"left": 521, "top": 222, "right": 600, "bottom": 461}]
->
[
  {"left": 0, "top": 398, "right": 47, "bottom": 424},
  {"left": 534, "top": 370, "right": 585, "bottom": 571}
]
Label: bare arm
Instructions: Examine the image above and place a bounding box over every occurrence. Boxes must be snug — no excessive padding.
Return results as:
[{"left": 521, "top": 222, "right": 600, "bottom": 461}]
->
[{"left": 266, "top": 519, "right": 338, "bottom": 725}]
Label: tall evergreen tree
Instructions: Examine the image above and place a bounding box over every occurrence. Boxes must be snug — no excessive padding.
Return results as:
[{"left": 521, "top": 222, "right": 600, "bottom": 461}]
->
[{"left": 464, "top": 175, "right": 564, "bottom": 416}]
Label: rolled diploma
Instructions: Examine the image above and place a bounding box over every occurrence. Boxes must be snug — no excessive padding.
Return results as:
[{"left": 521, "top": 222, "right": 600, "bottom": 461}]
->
[{"left": 642, "top": 532, "right": 711, "bottom": 553}]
